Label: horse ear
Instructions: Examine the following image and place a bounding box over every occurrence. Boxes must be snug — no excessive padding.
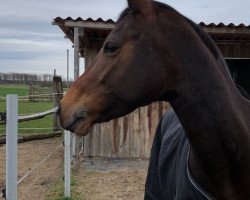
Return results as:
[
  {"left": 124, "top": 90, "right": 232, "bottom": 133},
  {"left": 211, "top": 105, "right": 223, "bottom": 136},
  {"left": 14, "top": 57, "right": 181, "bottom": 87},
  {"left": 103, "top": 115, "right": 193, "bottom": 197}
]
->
[{"left": 127, "top": 0, "right": 154, "bottom": 17}]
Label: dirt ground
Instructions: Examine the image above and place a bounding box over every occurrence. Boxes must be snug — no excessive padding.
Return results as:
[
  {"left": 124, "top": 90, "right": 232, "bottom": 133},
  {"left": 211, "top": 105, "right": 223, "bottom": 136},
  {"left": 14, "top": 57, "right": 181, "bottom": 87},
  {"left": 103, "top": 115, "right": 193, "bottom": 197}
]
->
[
  {"left": 77, "top": 158, "right": 149, "bottom": 200},
  {"left": 0, "top": 137, "right": 149, "bottom": 200},
  {"left": 0, "top": 137, "right": 64, "bottom": 200}
]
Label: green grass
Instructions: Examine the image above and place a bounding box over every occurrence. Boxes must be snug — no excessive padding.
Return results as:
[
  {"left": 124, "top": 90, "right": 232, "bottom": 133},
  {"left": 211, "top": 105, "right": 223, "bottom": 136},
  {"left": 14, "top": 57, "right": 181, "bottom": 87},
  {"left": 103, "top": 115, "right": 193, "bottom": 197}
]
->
[
  {"left": 0, "top": 84, "right": 29, "bottom": 96},
  {"left": 46, "top": 172, "right": 84, "bottom": 200},
  {"left": 0, "top": 100, "right": 54, "bottom": 135},
  {"left": 0, "top": 84, "right": 56, "bottom": 135},
  {"left": 0, "top": 84, "right": 52, "bottom": 97}
]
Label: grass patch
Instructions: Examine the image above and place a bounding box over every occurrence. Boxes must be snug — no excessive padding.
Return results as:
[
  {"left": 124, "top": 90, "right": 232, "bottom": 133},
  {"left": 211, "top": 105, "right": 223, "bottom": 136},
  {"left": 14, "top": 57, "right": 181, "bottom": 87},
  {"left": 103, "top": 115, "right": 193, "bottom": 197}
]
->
[
  {"left": 0, "top": 98, "right": 54, "bottom": 135},
  {"left": 0, "top": 84, "right": 62, "bottom": 135},
  {"left": 46, "top": 172, "right": 84, "bottom": 200},
  {"left": 0, "top": 84, "right": 29, "bottom": 96}
]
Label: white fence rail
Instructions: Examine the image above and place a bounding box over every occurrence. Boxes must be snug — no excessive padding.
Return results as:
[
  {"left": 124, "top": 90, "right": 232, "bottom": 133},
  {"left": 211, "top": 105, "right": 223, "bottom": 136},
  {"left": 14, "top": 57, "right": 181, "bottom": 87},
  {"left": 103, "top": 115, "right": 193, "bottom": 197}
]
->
[{"left": 0, "top": 107, "right": 58, "bottom": 125}]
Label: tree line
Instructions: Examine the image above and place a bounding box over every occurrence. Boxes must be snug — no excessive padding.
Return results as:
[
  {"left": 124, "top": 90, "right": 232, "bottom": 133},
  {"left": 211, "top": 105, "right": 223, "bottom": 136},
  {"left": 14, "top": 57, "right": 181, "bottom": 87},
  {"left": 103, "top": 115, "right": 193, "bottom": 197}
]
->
[{"left": 0, "top": 72, "right": 72, "bottom": 87}]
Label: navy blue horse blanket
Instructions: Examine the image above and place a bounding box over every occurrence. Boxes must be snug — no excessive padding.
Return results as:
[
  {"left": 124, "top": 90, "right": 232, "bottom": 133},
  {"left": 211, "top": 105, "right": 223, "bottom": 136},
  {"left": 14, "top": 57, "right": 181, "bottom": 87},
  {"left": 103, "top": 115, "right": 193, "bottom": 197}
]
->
[{"left": 144, "top": 108, "right": 215, "bottom": 200}]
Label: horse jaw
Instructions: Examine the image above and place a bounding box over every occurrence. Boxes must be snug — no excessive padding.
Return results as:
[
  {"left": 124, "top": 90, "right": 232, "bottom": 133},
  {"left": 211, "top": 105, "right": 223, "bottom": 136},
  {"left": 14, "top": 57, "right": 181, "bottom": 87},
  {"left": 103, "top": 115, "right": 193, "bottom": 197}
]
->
[{"left": 71, "top": 118, "right": 94, "bottom": 136}]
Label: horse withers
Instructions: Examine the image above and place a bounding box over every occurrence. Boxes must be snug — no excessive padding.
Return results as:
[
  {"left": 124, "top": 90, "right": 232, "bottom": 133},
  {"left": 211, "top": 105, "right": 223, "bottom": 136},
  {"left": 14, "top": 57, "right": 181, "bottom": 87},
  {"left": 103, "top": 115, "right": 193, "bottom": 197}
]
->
[{"left": 59, "top": 0, "right": 250, "bottom": 199}]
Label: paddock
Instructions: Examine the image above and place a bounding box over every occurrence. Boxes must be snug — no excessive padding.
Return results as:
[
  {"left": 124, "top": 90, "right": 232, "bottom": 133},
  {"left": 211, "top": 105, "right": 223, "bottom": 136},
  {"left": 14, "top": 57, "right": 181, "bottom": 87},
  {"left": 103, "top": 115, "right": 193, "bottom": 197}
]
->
[
  {"left": 0, "top": 78, "right": 71, "bottom": 200},
  {"left": 0, "top": 140, "right": 148, "bottom": 200},
  {"left": 0, "top": 137, "right": 63, "bottom": 200},
  {"left": 1, "top": 102, "right": 148, "bottom": 199},
  {"left": 0, "top": 95, "right": 148, "bottom": 199},
  {"left": 0, "top": 95, "right": 68, "bottom": 200}
]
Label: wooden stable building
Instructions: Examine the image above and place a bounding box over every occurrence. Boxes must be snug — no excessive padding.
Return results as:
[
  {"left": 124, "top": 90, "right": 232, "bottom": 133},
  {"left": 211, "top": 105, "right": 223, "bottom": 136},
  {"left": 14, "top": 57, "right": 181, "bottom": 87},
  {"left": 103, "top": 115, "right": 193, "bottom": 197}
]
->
[{"left": 53, "top": 17, "right": 250, "bottom": 158}]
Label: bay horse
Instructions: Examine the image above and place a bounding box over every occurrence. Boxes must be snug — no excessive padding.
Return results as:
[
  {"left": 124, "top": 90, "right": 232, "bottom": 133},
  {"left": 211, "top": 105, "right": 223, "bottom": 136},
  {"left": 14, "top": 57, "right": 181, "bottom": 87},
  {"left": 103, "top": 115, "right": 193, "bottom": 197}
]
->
[{"left": 59, "top": 0, "right": 250, "bottom": 199}]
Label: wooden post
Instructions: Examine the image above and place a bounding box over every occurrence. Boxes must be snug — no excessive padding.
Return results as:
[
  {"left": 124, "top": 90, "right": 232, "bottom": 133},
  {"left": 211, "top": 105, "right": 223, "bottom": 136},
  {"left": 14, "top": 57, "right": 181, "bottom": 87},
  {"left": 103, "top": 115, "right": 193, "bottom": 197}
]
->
[
  {"left": 29, "top": 84, "right": 34, "bottom": 102},
  {"left": 53, "top": 76, "right": 63, "bottom": 132},
  {"left": 73, "top": 27, "right": 81, "bottom": 172},
  {"left": 83, "top": 39, "right": 101, "bottom": 157},
  {"left": 74, "top": 27, "right": 80, "bottom": 80}
]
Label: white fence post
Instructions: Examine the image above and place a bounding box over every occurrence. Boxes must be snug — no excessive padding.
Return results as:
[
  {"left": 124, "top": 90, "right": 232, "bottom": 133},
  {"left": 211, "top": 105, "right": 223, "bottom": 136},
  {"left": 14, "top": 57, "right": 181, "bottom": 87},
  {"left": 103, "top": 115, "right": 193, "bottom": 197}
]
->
[
  {"left": 6, "top": 95, "right": 18, "bottom": 200},
  {"left": 64, "top": 130, "right": 71, "bottom": 197}
]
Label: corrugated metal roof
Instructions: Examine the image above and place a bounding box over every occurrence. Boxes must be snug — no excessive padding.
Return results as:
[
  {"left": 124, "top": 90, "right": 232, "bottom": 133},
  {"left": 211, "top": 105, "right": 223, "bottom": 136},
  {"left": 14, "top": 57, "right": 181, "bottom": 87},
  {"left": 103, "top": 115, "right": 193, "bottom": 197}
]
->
[
  {"left": 53, "top": 17, "right": 116, "bottom": 56},
  {"left": 54, "top": 17, "right": 250, "bottom": 28},
  {"left": 54, "top": 17, "right": 116, "bottom": 24},
  {"left": 53, "top": 17, "right": 250, "bottom": 57},
  {"left": 199, "top": 22, "right": 250, "bottom": 28}
]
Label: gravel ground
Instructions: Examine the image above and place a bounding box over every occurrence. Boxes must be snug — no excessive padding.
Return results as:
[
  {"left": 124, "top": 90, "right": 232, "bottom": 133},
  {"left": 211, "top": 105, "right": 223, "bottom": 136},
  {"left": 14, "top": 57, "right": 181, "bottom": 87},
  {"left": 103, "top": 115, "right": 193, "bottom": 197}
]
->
[
  {"left": 0, "top": 137, "right": 63, "bottom": 200},
  {"left": 1, "top": 138, "right": 150, "bottom": 200},
  {"left": 76, "top": 158, "right": 149, "bottom": 200}
]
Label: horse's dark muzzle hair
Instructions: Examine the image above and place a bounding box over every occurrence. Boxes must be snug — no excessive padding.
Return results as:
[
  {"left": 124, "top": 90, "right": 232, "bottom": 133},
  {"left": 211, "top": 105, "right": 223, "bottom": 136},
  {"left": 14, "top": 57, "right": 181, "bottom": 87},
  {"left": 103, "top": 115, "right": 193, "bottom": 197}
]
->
[
  {"left": 69, "top": 111, "right": 87, "bottom": 130},
  {"left": 58, "top": 101, "right": 88, "bottom": 132}
]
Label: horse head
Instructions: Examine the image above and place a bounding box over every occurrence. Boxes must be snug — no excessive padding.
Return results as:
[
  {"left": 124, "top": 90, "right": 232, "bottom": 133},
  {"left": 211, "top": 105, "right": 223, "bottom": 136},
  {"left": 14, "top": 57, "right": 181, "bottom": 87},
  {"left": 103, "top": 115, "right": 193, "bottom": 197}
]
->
[
  {"left": 59, "top": 0, "right": 164, "bottom": 135},
  {"left": 59, "top": 0, "right": 219, "bottom": 135}
]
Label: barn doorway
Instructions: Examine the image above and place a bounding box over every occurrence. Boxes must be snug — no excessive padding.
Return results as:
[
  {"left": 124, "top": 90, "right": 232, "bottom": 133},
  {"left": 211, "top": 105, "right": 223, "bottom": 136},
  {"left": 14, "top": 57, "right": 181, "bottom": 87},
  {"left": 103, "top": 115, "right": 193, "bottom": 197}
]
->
[{"left": 226, "top": 58, "right": 250, "bottom": 94}]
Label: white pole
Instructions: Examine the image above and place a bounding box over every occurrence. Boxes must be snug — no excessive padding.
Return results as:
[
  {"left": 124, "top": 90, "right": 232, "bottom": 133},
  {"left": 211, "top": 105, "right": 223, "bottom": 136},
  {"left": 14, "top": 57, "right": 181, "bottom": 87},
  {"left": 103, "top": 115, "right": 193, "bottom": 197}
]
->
[
  {"left": 6, "top": 95, "right": 18, "bottom": 200},
  {"left": 64, "top": 130, "right": 71, "bottom": 197}
]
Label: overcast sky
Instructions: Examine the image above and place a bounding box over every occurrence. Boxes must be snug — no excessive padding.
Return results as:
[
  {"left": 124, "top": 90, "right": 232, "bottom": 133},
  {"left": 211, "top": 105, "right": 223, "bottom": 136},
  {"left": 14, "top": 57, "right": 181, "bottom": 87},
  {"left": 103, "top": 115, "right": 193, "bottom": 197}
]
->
[{"left": 0, "top": 0, "right": 249, "bottom": 80}]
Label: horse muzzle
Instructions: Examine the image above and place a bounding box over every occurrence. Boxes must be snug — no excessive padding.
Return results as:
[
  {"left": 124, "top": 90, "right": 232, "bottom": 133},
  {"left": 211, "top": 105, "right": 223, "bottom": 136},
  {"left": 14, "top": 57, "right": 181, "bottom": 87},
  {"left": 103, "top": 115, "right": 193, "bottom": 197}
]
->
[{"left": 58, "top": 102, "right": 94, "bottom": 136}]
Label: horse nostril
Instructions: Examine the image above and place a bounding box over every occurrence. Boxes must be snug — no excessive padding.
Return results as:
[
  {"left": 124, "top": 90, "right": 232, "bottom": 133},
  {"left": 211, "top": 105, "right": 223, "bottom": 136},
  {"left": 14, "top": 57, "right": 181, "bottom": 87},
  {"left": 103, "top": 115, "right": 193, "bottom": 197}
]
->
[
  {"left": 75, "top": 111, "right": 87, "bottom": 121},
  {"left": 57, "top": 103, "right": 61, "bottom": 116}
]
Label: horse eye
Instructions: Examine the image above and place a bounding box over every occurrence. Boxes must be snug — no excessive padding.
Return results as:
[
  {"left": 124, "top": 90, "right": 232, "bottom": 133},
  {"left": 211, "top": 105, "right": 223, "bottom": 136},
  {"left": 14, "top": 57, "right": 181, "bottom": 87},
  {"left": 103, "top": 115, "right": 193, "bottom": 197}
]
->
[{"left": 103, "top": 42, "right": 120, "bottom": 54}]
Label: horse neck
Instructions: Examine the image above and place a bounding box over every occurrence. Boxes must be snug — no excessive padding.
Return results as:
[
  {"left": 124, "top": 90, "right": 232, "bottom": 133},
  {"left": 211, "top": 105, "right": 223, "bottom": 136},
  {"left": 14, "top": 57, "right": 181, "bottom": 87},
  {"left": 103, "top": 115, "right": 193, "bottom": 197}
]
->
[
  {"left": 169, "top": 55, "right": 250, "bottom": 195},
  {"left": 157, "top": 14, "right": 250, "bottom": 138},
  {"left": 172, "top": 73, "right": 244, "bottom": 130},
  {"left": 157, "top": 8, "right": 250, "bottom": 196},
  {"left": 169, "top": 53, "right": 250, "bottom": 151}
]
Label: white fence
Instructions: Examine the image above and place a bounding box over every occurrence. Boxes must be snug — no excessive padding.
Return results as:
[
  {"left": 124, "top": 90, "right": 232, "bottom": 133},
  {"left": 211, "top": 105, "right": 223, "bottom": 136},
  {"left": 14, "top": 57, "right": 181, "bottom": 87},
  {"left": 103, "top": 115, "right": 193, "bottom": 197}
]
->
[{"left": 2, "top": 95, "right": 74, "bottom": 199}]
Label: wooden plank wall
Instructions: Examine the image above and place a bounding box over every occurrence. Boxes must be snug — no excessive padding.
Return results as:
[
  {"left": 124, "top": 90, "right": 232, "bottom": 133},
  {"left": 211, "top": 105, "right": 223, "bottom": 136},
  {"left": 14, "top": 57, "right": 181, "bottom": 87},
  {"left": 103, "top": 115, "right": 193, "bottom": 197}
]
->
[
  {"left": 217, "top": 43, "right": 250, "bottom": 58},
  {"left": 84, "top": 102, "right": 169, "bottom": 158},
  {"left": 83, "top": 40, "right": 169, "bottom": 158}
]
